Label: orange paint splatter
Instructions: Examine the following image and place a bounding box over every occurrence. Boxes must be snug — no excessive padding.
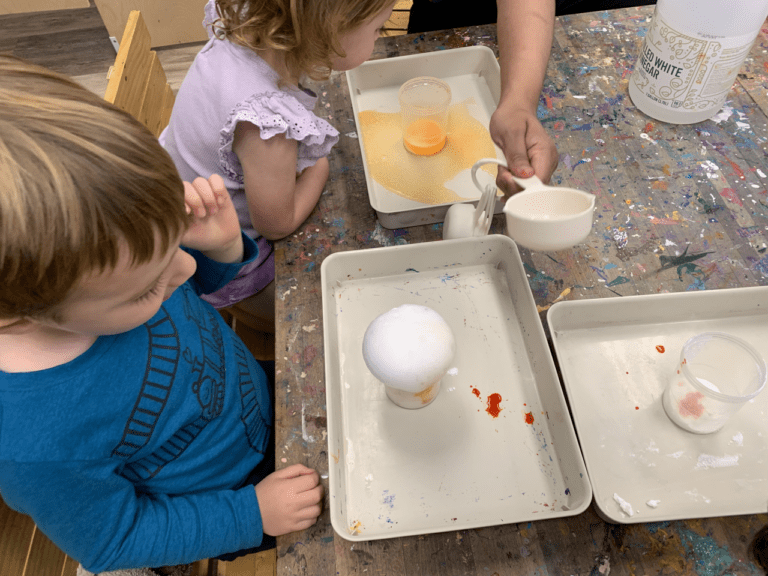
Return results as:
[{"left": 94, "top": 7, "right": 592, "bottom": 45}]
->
[
  {"left": 486, "top": 393, "right": 502, "bottom": 418},
  {"left": 656, "top": 345, "right": 665, "bottom": 353},
  {"left": 471, "top": 386, "right": 481, "bottom": 398},
  {"left": 652, "top": 181, "right": 668, "bottom": 191},
  {"left": 524, "top": 411, "right": 535, "bottom": 424},
  {"left": 635, "top": 406, "right": 640, "bottom": 410},
  {"left": 642, "top": 122, "right": 654, "bottom": 133}
]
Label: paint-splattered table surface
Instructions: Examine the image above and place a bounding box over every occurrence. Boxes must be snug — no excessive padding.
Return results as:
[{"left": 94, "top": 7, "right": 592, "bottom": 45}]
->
[{"left": 274, "top": 6, "right": 768, "bottom": 575}]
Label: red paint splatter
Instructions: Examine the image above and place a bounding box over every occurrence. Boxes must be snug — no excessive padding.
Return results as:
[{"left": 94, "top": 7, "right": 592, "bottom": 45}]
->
[
  {"left": 635, "top": 406, "right": 640, "bottom": 410},
  {"left": 303, "top": 345, "right": 318, "bottom": 365},
  {"left": 471, "top": 386, "right": 481, "bottom": 398},
  {"left": 524, "top": 411, "right": 535, "bottom": 424},
  {"left": 678, "top": 391, "right": 705, "bottom": 418},
  {"left": 722, "top": 156, "right": 746, "bottom": 181},
  {"left": 486, "top": 393, "right": 502, "bottom": 418},
  {"left": 642, "top": 122, "right": 654, "bottom": 133},
  {"left": 656, "top": 345, "right": 665, "bottom": 353},
  {"left": 720, "top": 187, "right": 743, "bottom": 206}
]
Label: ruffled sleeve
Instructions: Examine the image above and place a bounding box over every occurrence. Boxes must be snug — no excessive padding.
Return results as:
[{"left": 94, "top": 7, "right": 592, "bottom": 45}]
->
[
  {"left": 218, "top": 91, "right": 340, "bottom": 181},
  {"left": 202, "top": 0, "right": 220, "bottom": 40}
]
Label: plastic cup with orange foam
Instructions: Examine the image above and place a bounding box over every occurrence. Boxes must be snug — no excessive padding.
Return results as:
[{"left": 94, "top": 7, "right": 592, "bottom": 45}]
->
[{"left": 398, "top": 77, "right": 451, "bottom": 156}]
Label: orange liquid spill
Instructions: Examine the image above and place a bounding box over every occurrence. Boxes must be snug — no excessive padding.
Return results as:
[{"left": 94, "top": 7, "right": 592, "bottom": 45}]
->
[
  {"left": 358, "top": 98, "right": 497, "bottom": 205},
  {"left": 404, "top": 118, "right": 446, "bottom": 156}
]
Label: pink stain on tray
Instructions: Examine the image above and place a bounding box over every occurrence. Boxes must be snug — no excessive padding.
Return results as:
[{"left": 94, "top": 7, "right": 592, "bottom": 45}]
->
[{"left": 678, "top": 391, "right": 705, "bottom": 418}]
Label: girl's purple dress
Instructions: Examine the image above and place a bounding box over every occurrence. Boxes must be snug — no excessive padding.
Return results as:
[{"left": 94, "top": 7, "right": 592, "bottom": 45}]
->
[{"left": 160, "top": 1, "right": 339, "bottom": 307}]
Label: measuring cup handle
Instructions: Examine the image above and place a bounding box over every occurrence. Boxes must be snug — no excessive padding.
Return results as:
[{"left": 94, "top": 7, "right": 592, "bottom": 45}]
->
[
  {"left": 508, "top": 174, "right": 545, "bottom": 190},
  {"left": 470, "top": 158, "right": 507, "bottom": 193},
  {"left": 471, "top": 158, "right": 545, "bottom": 192}
]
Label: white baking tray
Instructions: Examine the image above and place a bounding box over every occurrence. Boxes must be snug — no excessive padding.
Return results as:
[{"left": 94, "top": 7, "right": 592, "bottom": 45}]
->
[
  {"left": 548, "top": 287, "right": 768, "bottom": 524},
  {"left": 346, "top": 46, "right": 505, "bottom": 229},
  {"left": 321, "top": 235, "right": 591, "bottom": 541}
]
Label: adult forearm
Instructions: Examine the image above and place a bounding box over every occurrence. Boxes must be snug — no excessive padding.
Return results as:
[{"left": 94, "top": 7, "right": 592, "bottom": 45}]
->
[{"left": 496, "top": 0, "right": 555, "bottom": 111}]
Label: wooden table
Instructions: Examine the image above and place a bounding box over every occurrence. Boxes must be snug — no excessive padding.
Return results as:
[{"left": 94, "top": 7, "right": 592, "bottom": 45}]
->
[{"left": 274, "top": 7, "right": 768, "bottom": 574}]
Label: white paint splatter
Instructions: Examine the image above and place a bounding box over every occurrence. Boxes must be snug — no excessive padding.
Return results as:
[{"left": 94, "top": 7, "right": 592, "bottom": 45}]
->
[
  {"left": 731, "top": 432, "right": 744, "bottom": 446},
  {"left": 613, "top": 493, "right": 634, "bottom": 516},
  {"left": 710, "top": 105, "right": 734, "bottom": 123},
  {"left": 696, "top": 453, "right": 739, "bottom": 469},
  {"left": 667, "top": 450, "right": 685, "bottom": 459},
  {"left": 345, "top": 131, "right": 358, "bottom": 138},
  {"left": 646, "top": 500, "right": 660, "bottom": 508},
  {"left": 757, "top": 169, "right": 766, "bottom": 178},
  {"left": 301, "top": 403, "right": 314, "bottom": 442},
  {"left": 447, "top": 367, "right": 459, "bottom": 375},
  {"left": 302, "top": 324, "right": 318, "bottom": 333}
]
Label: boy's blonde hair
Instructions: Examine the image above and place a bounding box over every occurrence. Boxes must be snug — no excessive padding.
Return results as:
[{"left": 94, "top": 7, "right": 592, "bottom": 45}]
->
[
  {"left": 213, "top": 0, "right": 393, "bottom": 81},
  {"left": 0, "top": 55, "right": 188, "bottom": 320}
]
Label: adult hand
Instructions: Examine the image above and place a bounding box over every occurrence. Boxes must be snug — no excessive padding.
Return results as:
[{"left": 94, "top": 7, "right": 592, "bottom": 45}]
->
[
  {"left": 255, "top": 464, "right": 324, "bottom": 536},
  {"left": 489, "top": 100, "right": 558, "bottom": 196}
]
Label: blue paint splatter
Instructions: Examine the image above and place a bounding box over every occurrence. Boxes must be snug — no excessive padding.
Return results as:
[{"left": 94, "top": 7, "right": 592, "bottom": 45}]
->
[{"left": 677, "top": 525, "right": 736, "bottom": 576}]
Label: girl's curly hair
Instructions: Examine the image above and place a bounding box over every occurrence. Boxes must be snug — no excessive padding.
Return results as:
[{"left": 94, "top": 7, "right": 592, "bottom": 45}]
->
[{"left": 212, "top": 0, "right": 393, "bottom": 81}]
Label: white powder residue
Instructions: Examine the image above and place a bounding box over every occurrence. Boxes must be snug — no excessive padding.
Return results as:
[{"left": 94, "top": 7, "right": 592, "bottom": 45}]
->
[
  {"left": 447, "top": 367, "right": 459, "bottom": 376},
  {"left": 697, "top": 377, "right": 720, "bottom": 392},
  {"left": 731, "top": 432, "right": 744, "bottom": 446},
  {"left": 613, "top": 493, "right": 634, "bottom": 516},
  {"left": 696, "top": 453, "right": 739, "bottom": 469},
  {"left": 346, "top": 438, "right": 355, "bottom": 468},
  {"left": 667, "top": 450, "right": 685, "bottom": 459},
  {"left": 646, "top": 500, "right": 660, "bottom": 508}
]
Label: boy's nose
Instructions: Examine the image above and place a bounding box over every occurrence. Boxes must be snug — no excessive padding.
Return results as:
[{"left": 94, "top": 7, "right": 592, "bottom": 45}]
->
[{"left": 164, "top": 250, "right": 197, "bottom": 300}]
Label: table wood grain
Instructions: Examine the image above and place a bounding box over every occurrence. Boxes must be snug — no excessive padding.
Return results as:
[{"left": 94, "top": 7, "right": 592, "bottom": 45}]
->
[{"left": 274, "top": 7, "right": 768, "bottom": 574}]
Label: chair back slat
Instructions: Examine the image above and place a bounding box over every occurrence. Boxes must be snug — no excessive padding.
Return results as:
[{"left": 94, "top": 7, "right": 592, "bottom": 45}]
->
[{"left": 104, "top": 11, "right": 174, "bottom": 137}]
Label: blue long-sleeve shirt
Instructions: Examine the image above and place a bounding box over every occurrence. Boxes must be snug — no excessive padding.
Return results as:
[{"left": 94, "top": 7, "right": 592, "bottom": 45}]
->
[{"left": 0, "top": 235, "right": 272, "bottom": 571}]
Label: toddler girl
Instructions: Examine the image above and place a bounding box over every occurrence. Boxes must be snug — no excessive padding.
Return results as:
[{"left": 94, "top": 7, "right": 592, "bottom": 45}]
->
[{"left": 160, "top": 0, "right": 395, "bottom": 312}]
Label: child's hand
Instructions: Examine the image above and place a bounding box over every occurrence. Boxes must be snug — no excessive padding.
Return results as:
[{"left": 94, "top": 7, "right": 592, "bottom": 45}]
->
[
  {"left": 255, "top": 464, "right": 324, "bottom": 536},
  {"left": 182, "top": 175, "right": 243, "bottom": 263}
]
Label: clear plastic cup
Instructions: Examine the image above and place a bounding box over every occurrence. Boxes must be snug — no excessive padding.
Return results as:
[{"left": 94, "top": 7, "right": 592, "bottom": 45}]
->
[
  {"left": 398, "top": 76, "right": 451, "bottom": 156},
  {"left": 662, "top": 332, "right": 767, "bottom": 434}
]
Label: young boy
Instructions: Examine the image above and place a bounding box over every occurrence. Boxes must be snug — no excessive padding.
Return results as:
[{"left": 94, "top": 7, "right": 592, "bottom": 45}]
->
[{"left": 0, "top": 55, "right": 322, "bottom": 574}]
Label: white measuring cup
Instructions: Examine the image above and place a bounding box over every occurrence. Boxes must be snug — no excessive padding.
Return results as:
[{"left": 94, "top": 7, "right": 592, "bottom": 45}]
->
[{"left": 470, "top": 158, "right": 596, "bottom": 251}]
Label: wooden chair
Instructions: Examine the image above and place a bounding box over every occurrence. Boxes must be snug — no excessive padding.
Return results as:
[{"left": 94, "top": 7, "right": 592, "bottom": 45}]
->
[
  {"left": 103, "top": 11, "right": 275, "bottom": 362},
  {"left": 104, "top": 10, "right": 174, "bottom": 138}
]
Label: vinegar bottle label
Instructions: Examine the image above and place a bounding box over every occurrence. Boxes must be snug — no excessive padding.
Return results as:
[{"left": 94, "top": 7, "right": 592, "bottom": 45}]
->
[{"left": 629, "top": 11, "right": 757, "bottom": 123}]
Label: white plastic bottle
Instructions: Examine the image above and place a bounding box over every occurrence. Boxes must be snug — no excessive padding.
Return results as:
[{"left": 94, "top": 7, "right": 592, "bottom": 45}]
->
[{"left": 628, "top": 0, "right": 768, "bottom": 124}]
